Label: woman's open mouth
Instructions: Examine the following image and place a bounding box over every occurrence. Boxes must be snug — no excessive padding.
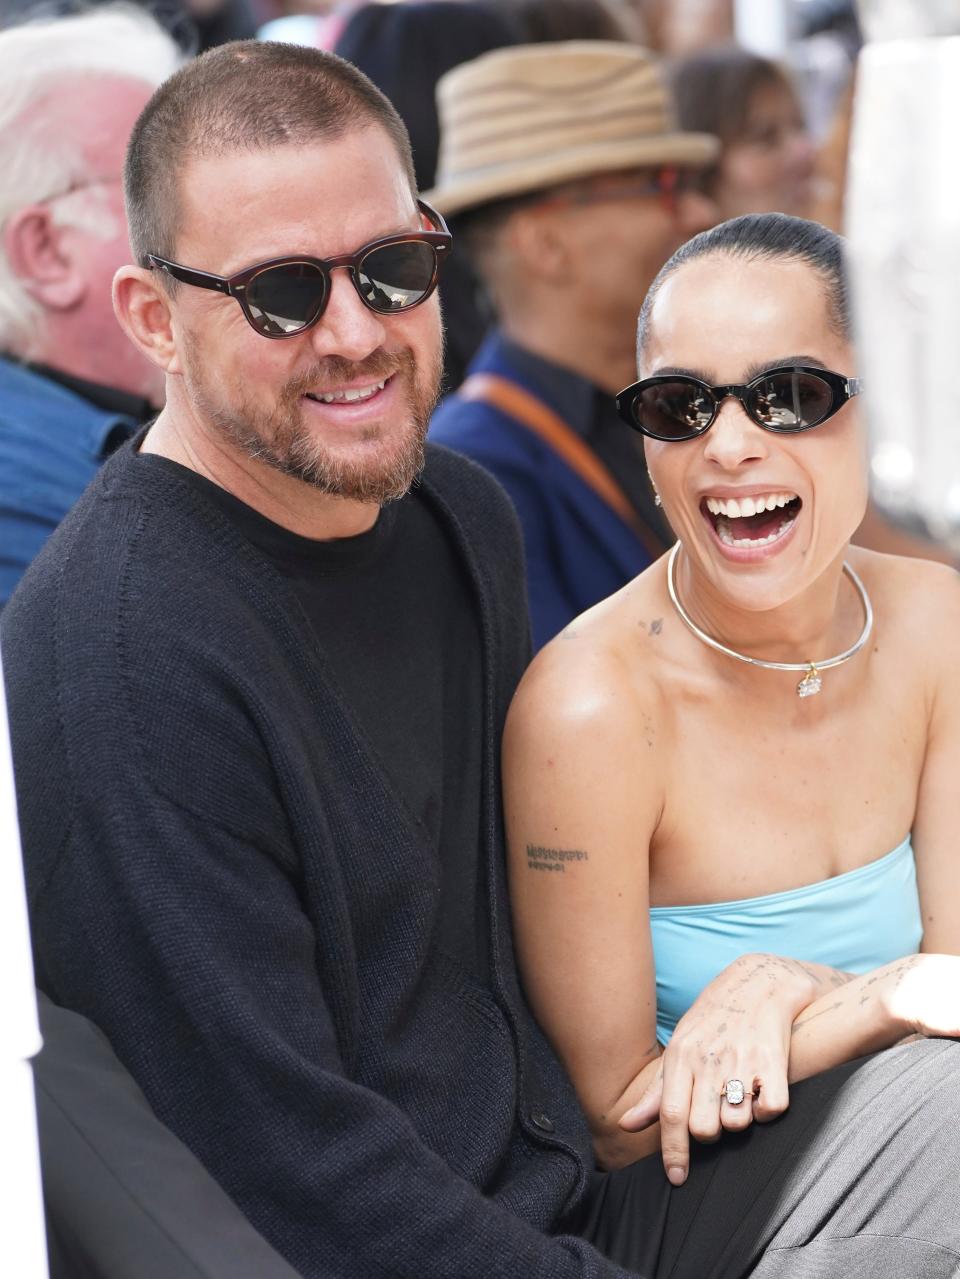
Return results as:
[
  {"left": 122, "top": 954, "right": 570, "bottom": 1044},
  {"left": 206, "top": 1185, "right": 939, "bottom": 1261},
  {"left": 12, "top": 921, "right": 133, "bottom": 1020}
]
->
[{"left": 702, "top": 491, "right": 802, "bottom": 550}]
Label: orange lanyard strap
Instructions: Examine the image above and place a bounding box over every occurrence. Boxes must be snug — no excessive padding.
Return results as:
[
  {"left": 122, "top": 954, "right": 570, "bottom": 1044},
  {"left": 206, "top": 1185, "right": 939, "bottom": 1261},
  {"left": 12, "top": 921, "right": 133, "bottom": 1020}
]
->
[{"left": 458, "top": 372, "right": 663, "bottom": 560}]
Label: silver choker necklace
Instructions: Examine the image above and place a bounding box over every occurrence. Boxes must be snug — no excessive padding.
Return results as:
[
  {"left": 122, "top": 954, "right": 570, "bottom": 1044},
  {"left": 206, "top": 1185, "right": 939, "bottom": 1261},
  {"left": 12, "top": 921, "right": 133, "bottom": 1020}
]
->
[{"left": 666, "top": 542, "right": 874, "bottom": 698}]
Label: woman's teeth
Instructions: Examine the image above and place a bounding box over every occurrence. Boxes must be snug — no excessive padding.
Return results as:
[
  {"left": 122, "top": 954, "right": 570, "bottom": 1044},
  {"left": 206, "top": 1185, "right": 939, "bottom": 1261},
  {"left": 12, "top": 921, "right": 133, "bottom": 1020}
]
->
[
  {"left": 704, "top": 491, "right": 801, "bottom": 548},
  {"left": 704, "top": 491, "right": 797, "bottom": 518},
  {"left": 715, "top": 517, "right": 795, "bottom": 548}
]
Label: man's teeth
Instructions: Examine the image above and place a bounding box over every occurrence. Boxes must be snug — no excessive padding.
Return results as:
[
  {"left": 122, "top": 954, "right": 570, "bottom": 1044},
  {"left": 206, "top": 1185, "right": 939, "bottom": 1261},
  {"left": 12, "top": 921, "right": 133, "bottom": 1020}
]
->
[
  {"left": 308, "top": 379, "right": 386, "bottom": 404},
  {"left": 704, "top": 491, "right": 797, "bottom": 518}
]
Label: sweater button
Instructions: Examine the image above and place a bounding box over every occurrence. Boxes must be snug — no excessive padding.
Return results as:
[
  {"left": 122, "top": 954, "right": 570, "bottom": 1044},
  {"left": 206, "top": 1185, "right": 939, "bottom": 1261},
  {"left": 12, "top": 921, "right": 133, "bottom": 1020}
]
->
[{"left": 530, "top": 1110, "right": 555, "bottom": 1133}]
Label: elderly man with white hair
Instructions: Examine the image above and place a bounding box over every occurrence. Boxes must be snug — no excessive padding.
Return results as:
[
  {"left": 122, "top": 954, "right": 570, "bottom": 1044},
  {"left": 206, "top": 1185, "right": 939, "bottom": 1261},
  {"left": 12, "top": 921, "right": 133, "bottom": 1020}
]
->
[{"left": 0, "top": 7, "right": 180, "bottom": 607}]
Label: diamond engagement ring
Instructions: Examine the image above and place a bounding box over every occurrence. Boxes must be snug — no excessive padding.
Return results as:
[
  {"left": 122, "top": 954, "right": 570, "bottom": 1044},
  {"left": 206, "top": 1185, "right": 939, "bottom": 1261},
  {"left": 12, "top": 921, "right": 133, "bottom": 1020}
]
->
[{"left": 721, "top": 1079, "right": 747, "bottom": 1105}]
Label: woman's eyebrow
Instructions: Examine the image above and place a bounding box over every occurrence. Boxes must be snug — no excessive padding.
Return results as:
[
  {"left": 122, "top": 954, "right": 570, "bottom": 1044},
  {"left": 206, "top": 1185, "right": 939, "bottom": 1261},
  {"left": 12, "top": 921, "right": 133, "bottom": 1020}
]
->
[
  {"left": 742, "top": 354, "right": 828, "bottom": 381},
  {"left": 647, "top": 355, "right": 830, "bottom": 383},
  {"left": 648, "top": 364, "right": 714, "bottom": 380}
]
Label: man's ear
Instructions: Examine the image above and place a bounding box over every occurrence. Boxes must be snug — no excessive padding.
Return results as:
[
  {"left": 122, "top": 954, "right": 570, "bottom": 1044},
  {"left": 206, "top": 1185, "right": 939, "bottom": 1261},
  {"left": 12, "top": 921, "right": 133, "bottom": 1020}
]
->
[
  {"left": 113, "top": 265, "right": 181, "bottom": 375},
  {"left": 506, "top": 206, "right": 575, "bottom": 287},
  {"left": 3, "top": 204, "right": 86, "bottom": 310}
]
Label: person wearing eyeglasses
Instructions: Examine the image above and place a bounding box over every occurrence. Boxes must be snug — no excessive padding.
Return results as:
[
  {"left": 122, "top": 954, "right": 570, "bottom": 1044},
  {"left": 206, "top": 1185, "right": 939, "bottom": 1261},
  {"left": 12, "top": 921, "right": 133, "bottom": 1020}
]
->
[
  {"left": 6, "top": 36, "right": 616, "bottom": 1279},
  {"left": 0, "top": 9, "right": 180, "bottom": 610},
  {"left": 670, "top": 45, "right": 817, "bottom": 224},
  {"left": 427, "top": 42, "right": 718, "bottom": 651},
  {"left": 503, "top": 211, "right": 960, "bottom": 1270}
]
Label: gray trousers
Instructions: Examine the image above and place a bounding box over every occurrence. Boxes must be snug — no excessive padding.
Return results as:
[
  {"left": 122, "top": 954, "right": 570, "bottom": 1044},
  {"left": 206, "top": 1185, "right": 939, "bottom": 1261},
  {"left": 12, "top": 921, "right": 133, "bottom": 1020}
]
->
[{"left": 573, "top": 1037, "right": 960, "bottom": 1277}]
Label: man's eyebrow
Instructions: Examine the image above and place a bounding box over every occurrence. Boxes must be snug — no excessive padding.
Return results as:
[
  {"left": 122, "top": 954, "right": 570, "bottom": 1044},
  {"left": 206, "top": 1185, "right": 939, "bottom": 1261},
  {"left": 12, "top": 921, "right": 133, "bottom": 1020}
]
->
[{"left": 646, "top": 355, "right": 829, "bottom": 384}]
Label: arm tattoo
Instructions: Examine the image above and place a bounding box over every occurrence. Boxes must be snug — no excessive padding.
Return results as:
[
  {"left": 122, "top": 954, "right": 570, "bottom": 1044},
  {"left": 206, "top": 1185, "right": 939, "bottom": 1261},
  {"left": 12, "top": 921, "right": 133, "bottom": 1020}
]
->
[
  {"left": 791, "top": 956, "right": 921, "bottom": 1034},
  {"left": 526, "top": 844, "right": 589, "bottom": 873},
  {"left": 765, "top": 956, "right": 853, "bottom": 991},
  {"left": 791, "top": 1001, "right": 845, "bottom": 1034}
]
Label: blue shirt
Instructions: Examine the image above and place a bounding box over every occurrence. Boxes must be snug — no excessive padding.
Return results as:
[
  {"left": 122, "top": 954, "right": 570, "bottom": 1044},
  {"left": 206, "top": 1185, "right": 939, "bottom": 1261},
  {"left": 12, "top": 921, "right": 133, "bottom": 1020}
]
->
[
  {"left": 430, "top": 332, "right": 668, "bottom": 648},
  {"left": 0, "top": 358, "right": 138, "bottom": 607}
]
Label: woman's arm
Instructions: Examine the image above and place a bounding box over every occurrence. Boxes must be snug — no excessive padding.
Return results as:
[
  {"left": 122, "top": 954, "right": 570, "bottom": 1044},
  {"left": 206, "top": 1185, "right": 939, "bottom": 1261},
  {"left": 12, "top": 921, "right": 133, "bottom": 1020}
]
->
[
  {"left": 787, "top": 566, "right": 960, "bottom": 1078},
  {"left": 502, "top": 636, "right": 667, "bottom": 1170},
  {"left": 787, "top": 953, "right": 960, "bottom": 1076},
  {"left": 621, "top": 949, "right": 960, "bottom": 1183},
  {"left": 503, "top": 635, "right": 895, "bottom": 1175}
]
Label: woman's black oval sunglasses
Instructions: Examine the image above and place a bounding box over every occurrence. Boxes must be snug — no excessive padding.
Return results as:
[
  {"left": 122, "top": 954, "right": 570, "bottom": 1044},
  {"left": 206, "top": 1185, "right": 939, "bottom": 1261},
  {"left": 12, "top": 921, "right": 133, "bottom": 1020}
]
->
[
  {"left": 616, "top": 365, "right": 862, "bottom": 442},
  {"left": 145, "top": 199, "right": 452, "bottom": 339}
]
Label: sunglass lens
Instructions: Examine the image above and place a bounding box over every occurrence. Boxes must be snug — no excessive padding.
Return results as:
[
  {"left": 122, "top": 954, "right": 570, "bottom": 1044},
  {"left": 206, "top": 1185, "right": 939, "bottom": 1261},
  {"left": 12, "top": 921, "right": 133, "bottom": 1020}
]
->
[
  {"left": 635, "top": 379, "right": 714, "bottom": 439},
  {"left": 751, "top": 370, "right": 833, "bottom": 429},
  {"left": 357, "top": 241, "right": 436, "bottom": 313},
  {"left": 246, "top": 263, "right": 327, "bottom": 336}
]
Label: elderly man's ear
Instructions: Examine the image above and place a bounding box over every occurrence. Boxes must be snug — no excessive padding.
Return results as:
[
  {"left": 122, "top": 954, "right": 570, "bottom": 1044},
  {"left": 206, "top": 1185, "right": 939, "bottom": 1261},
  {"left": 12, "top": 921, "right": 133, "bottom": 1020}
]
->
[
  {"left": 113, "top": 265, "right": 180, "bottom": 374},
  {"left": 3, "top": 204, "right": 87, "bottom": 310}
]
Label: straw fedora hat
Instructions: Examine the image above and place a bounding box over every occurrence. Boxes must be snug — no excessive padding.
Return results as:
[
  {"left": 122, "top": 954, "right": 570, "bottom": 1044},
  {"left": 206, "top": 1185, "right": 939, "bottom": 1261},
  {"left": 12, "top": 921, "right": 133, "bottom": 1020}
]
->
[{"left": 425, "top": 41, "right": 719, "bottom": 218}]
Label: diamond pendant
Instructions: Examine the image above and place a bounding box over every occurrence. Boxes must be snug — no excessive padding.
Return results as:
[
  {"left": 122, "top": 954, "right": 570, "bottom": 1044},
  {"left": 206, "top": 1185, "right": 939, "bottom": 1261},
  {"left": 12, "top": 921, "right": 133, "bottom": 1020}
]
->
[{"left": 797, "top": 665, "right": 822, "bottom": 698}]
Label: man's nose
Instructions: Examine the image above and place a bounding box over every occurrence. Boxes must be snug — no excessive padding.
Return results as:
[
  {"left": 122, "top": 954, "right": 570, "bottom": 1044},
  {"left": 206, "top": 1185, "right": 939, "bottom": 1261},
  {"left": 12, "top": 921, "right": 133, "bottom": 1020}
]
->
[{"left": 307, "top": 267, "right": 387, "bottom": 362}]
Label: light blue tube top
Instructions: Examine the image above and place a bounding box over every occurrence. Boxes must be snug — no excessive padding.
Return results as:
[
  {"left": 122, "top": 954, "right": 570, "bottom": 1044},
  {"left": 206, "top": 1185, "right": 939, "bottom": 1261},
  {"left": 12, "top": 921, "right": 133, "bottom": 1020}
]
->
[{"left": 650, "top": 835, "right": 922, "bottom": 1044}]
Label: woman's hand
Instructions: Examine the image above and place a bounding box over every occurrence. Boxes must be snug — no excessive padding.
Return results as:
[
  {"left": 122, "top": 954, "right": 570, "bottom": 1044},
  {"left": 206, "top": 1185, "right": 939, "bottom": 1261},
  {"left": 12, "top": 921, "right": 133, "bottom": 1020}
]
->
[
  {"left": 617, "top": 952, "right": 960, "bottom": 1188},
  {"left": 878, "top": 953, "right": 960, "bottom": 1038},
  {"left": 618, "top": 953, "right": 828, "bottom": 1185}
]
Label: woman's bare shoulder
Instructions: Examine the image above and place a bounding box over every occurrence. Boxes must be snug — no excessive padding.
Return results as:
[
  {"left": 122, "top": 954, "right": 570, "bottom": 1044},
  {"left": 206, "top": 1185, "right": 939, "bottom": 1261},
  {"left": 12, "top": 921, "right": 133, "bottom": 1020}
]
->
[
  {"left": 507, "top": 570, "right": 671, "bottom": 750},
  {"left": 851, "top": 545, "right": 960, "bottom": 628},
  {"left": 850, "top": 545, "right": 960, "bottom": 680}
]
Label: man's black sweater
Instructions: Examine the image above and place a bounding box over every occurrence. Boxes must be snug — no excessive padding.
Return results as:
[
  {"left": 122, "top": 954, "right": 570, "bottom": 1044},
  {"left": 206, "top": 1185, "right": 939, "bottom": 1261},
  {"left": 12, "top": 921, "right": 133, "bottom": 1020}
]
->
[{"left": 3, "top": 441, "right": 633, "bottom": 1278}]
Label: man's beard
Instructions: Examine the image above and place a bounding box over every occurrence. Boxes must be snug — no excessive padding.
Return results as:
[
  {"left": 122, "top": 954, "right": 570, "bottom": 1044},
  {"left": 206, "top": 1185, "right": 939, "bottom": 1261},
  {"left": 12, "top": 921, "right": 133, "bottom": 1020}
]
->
[{"left": 186, "top": 340, "right": 442, "bottom": 504}]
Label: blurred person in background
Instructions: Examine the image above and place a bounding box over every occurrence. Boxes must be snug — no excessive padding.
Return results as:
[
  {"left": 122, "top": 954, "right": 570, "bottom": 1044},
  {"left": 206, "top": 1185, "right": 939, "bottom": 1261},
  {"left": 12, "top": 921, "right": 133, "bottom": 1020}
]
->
[
  {"left": 334, "top": 2, "right": 520, "bottom": 391},
  {"left": 428, "top": 42, "right": 717, "bottom": 649},
  {"left": 335, "top": 2, "right": 518, "bottom": 208},
  {"left": 1, "top": 0, "right": 256, "bottom": 51},
  {"left": 636, "top": 0, "right": 733, "bottom": 55},
  {"left": 490, "top": 0, "right": 640, "bottom": 43},
  {"left": 335, "top": 0, "right": 637, "bottom": 393},
  {"left": 0, "top": 7, "right": 180, "bottom": 607},
  {"left": 671, "top": 45, "right": 816, "bottom": 221},
  {"left": 256, "top": 0, "right": 362, "bottom": 50}
]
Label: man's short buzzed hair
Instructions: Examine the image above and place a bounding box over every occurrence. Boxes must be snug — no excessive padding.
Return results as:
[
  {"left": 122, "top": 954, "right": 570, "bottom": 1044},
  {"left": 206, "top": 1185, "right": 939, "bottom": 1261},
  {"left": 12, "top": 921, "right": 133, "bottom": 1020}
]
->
[{"left": 125, "top": 40, "right": 418, "bottom": 266}]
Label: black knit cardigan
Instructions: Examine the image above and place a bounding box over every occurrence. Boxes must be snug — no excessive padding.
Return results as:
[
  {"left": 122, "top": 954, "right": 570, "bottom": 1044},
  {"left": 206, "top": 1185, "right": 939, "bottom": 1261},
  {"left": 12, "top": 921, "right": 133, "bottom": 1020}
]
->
[{"left": 3, "top": 441, "right": 634, "bottom": 1279}]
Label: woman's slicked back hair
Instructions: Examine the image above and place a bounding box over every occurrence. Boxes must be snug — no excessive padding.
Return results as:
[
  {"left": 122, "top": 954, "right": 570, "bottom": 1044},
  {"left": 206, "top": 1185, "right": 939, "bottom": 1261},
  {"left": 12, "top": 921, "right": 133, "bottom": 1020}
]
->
[{"left": 636, "top": 212, "right": 850, "bottom": 366}]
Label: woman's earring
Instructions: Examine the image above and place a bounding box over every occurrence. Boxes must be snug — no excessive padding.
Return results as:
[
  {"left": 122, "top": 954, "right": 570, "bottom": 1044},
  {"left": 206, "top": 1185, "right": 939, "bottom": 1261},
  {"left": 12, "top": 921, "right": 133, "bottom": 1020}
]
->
[{"left": 649, "top": 474, "right": 662, "bottom": 507}]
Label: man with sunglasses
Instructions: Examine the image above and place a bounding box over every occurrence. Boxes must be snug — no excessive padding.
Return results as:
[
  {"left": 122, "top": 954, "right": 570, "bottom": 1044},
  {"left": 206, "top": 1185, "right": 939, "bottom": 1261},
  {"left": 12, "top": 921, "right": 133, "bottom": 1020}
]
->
[
  {"left": 4, "top": 35, "right": 619, "bottom": 1279},
  {"left": 0, "top": 9, "right": 180, "bottom": 608},
  {"left": 427, "top": 42, "right": 718, "bottom": 649}
]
